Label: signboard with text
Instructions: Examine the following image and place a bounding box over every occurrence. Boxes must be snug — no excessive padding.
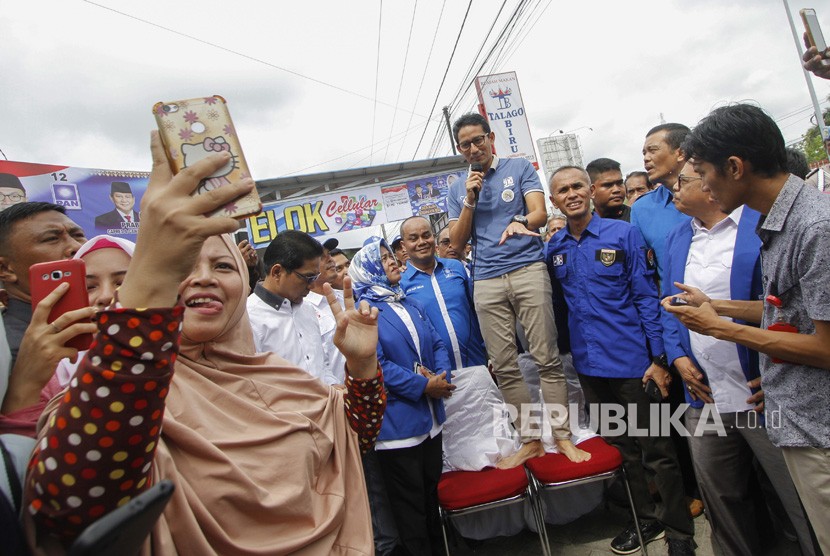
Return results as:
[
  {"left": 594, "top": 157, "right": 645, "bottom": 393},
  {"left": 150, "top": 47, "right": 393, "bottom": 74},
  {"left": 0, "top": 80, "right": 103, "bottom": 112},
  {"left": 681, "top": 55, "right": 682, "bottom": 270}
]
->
[
  {"left": 475, "top": 71, "right": 538, "bottom": 168},
  {"left": 245, "top": 170, "right": 464, "bottom": 248}
]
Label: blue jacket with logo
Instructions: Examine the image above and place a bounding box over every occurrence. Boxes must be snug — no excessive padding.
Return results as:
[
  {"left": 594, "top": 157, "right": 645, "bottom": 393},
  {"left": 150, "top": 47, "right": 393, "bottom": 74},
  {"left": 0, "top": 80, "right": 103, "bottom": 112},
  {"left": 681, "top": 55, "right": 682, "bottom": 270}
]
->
[
  {"left": 661, "top": 208, "right": 764, "bottom": 408},
  {"left": 369, "top": 297, "right": 452, "bottom": 442}
]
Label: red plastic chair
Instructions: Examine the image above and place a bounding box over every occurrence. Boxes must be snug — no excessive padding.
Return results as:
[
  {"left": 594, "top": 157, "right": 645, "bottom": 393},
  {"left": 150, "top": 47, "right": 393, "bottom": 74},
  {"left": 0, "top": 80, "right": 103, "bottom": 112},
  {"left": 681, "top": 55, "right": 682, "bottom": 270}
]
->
[
  {"left": 437, "top": 465, "right": 548, "bottom": 555},
  {"left": 525, "top": 437, "right": 649, "bottom": 556}
]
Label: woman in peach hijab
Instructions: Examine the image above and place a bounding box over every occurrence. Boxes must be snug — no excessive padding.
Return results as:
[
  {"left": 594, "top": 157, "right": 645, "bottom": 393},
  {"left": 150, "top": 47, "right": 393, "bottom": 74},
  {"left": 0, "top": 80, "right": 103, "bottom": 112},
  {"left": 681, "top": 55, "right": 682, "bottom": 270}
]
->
[{"left": 24, "top": 133, "right": 386, "bottom": 555}]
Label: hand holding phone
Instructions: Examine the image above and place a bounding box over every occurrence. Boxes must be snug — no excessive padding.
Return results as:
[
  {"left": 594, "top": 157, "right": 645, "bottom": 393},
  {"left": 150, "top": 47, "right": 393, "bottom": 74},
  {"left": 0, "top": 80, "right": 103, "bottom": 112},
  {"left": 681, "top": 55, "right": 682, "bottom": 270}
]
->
[
  {"left": 29, "top": 260, "right": 95, "bottom": 351},
  {"left": 116, "top": 133, "right": 255, "bottom": 310},
  {"left": 153, "top": 95, "right": 262, "bottom": 219},
  {"left": 4, "top": 268, "right": 98, "bottom": 413},
  {"left": 801, "top": 9, "right": 830, "bottom": 73}
]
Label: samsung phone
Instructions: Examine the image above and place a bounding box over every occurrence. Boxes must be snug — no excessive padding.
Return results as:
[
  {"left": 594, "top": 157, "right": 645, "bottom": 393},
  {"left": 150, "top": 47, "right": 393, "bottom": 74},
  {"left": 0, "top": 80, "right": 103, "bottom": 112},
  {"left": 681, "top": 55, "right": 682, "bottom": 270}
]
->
[{"left": 29, "top": 259, "right": 93, "bottom": 351}]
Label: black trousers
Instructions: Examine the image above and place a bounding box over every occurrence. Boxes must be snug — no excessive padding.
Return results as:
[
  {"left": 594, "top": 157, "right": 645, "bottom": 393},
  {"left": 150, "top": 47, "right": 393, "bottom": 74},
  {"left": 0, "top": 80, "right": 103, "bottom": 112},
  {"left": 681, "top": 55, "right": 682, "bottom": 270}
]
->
[
  {"left": 578, "top": 374, "right": 694, "bottom": 540},
  {"left": 375, "top": 432, "right": 444, "bottom": 555}
]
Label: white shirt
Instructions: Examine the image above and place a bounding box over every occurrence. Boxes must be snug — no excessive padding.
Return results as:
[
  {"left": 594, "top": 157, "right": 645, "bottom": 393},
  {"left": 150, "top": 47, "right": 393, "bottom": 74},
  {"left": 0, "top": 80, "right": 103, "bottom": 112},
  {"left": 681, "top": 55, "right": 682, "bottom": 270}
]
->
[
  {"left": 305, "top": 291, "right": 347, "bottom": 384},
  {"left": 685, "top": 206, "right": 754, "bottom": 413},
  {"left": 375, "top": 300, "right": 442, "bottom": 451},
  {"left": 246, "top": 285, "right": 339, "bottom": 385},
  {"left": 117, "top": 209, "right": 137, "bottom": 222}
]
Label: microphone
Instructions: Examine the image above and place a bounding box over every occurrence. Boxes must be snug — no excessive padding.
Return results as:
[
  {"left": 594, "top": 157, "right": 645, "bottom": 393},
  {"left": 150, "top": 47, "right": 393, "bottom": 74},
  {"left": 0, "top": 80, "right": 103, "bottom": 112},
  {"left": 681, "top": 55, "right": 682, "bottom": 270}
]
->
[{"left": 471, "top": 163, "right": 483, "bottom": 201}]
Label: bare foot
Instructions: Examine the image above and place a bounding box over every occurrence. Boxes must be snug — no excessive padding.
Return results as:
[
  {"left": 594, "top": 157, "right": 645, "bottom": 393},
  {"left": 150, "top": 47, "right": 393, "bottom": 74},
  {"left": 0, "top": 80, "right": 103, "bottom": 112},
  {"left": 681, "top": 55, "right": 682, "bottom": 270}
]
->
[
  {"left": 555, "top": 438, "right": 591, "bottom": 463},
  {"left": 496, "top": 440, "right": 546, "bottom": 469}
]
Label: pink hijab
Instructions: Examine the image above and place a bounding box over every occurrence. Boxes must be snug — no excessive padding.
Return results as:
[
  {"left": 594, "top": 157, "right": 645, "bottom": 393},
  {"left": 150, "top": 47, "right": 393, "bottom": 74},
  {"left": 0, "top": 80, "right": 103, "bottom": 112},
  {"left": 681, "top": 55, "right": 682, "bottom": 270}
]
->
[
  {"left": 145, "top": 235, "right": 372, "bottom": 554},
  {"left": 52, "top": 235, "right": 136, "bottom": 388}
]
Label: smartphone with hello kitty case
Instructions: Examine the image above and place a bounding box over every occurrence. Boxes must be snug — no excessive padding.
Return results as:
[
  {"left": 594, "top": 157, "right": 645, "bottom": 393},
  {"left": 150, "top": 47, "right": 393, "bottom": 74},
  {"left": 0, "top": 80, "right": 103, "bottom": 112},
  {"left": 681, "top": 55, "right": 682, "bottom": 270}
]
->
[{"left": 153, "top": 95, "right": 262, "bottom": 219}]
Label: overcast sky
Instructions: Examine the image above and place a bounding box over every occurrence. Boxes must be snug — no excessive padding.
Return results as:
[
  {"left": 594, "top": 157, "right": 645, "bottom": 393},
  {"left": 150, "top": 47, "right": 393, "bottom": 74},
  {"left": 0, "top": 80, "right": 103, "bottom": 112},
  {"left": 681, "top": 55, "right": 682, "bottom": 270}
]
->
[{"left": 2, "top": 0, "right": 829, "bottom": 182}]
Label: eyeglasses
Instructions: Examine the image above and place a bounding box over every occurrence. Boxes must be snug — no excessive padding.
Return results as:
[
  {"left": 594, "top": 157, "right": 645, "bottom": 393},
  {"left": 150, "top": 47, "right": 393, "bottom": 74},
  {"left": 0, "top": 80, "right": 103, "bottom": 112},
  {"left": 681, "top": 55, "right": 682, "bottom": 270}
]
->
[
  {"left": 457, "top": 134, "right": 488, "bottom": 151},
  {"left": 438, "top": 239, "right": 451, "bottom": 246},
  {"left": 677, "top": 175, "right": 702, "bottom": 186},
  {"left": 0, "top": 192, "right": 25, "bottom": 202},
  {"left": 288, "top": 269, "right": 320, "bottom": 284}
]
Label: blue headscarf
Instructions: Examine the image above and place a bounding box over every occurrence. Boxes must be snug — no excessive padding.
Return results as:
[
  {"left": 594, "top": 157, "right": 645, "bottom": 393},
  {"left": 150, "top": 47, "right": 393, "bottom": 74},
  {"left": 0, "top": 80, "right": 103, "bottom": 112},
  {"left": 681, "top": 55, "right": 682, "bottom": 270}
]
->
[{"left": 348, "top": 237, "right": 405, "bottom": 303}]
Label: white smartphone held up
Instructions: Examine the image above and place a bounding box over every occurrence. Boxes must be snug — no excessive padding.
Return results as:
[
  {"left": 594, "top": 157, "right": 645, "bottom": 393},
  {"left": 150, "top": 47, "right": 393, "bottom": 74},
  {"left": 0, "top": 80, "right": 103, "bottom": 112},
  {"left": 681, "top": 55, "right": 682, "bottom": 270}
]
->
[{"left": 801, "top": 8, "right": 830, "bottom": 67}]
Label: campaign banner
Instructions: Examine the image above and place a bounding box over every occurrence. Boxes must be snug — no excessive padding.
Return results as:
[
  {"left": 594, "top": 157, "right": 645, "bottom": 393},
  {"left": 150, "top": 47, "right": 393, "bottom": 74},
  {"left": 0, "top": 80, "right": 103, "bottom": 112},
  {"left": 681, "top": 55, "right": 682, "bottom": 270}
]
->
[
  {"left": 245, "top": 170, "right": 465, "bottom": 249},
  {"left": 475, "top": 71, "right": 538, "bottom": 168},
  {"left": 246, "top": 188, "right": 385, "bottom": 248},
  {"left": 0, "top": 159, "right": 465, "bottom": 250},
  {"left": 0, "top": 160, "right": 149, "bottom": 241}
]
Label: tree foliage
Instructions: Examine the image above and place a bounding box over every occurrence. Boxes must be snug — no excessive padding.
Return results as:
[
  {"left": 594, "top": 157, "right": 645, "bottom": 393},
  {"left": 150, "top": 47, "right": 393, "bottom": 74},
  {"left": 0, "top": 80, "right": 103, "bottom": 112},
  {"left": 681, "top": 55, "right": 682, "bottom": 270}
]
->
[{"left": 800, "top": 95, "right": 830, "bottom": 165}]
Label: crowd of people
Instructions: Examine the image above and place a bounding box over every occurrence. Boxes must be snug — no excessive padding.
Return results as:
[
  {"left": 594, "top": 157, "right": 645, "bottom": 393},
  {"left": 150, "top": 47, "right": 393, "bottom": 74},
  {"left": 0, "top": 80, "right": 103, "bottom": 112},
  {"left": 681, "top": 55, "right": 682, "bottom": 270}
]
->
[{"left": 0, "top": 47, "right": 828, "bottom": 556}]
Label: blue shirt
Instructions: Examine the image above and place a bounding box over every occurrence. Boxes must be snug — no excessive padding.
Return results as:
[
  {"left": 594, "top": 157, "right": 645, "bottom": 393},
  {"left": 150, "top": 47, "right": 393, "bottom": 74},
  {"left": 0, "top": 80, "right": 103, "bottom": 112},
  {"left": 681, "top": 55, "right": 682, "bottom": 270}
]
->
[
  {"left": 448, "top": 157, "right": 545, "bottom": 280},
  {"left": 546, "top": 215, "right": 664, "bottom": 378},
  {"left": 400, "top": 257, "right": 488, "bottom": 369},
  {"left": 629, "top": 185, "right": 691, "bottom": 293}
]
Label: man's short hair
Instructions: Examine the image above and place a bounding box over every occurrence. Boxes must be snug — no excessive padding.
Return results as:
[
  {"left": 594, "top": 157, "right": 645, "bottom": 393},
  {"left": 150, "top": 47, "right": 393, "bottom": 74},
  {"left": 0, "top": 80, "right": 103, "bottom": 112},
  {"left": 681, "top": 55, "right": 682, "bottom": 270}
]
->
[
  {"left": 452, "top": 113, "right": 491, "bottom": 143},
  {"left": 549, "top": 165, "right": 589, "bottom": 186},
  {"left": 262, "top": 230, "right": 323, "bottom": 271},
  {"left": 646, "top": 123, "right": 691, "bottom": 150},
  {"left": 329, "top": 248, "right": 344, "bottom": 258},
  {"left": 681, "top": 104, "right": 787, "bottom": 178},
  {"left": 585, "top": 158, "right": 621, "bottom": 183},
  {"left": 624, "top": 170, "right": 651, "bottom": 186},
  {"left": 0, "top": 202, "right": 66, "bottom": 255},
  {"left": 785, "top": 147, "right": 810, "bottom": 180},
  {"left": 399, "top": 216, "right": 430, "bottom": 237}
]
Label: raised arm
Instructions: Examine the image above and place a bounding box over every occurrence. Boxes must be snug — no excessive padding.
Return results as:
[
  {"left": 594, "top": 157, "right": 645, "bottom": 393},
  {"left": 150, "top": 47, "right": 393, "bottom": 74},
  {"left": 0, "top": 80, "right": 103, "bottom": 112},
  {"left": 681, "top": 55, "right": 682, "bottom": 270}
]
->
[{"left": 25, "top": 132, "right": 254, "bottom": 541}]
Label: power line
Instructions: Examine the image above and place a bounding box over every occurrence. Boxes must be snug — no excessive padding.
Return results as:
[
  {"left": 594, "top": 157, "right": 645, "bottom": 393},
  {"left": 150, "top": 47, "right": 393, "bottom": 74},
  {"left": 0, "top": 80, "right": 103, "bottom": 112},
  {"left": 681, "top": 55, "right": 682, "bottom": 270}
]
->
[
  {"left": 396, "top": 0, "right": 448, "bottom": 162},
  {"left": 444, "top": 0, "right": 529, "bottom": 122},
  {"left": 495, "top": 0, "right": 552, "bottom": 67},
  {"left": 284, "top": 116, "right": 438, "bottom": 175},
  {"left": 82, "top": 0, "right": 426, "bottom": 118},
  {"left": 411, "top": 0, "right": 474, "bottom": 160},
  {"left": 382, "top": 0, "right": 419, "bottom": 163},
  {"left": 370, "top": 0, "right": 384, "bottom": 165}
]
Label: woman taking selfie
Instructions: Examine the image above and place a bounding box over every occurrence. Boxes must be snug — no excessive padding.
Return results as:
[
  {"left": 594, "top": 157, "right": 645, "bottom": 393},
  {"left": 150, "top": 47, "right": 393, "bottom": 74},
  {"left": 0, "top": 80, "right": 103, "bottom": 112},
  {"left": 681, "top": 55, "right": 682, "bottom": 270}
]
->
[{"left": 23, "top": 133, "right": 386, "bottom": 555}]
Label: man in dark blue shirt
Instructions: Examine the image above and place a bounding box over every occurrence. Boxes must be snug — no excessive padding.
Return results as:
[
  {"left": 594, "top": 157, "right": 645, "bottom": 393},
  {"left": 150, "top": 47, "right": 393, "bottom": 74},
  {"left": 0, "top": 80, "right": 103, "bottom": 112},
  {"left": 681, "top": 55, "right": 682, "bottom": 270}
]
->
[{"left": 546, "top": 166, "right": 695, "bottom": 556}]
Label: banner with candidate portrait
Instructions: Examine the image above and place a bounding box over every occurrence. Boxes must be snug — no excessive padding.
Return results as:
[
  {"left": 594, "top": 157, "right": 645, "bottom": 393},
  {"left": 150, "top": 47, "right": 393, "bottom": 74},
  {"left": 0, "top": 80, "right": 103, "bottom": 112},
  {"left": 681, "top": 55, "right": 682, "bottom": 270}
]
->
[
  {"left": 245, "top": 169, "right": 465, "bottom": 249},
  {"left": 1, "top": 158, "right": 466, "bottom": 249},
  {"left": 0, "top": 160, "right": 149, "bottom": 241}
]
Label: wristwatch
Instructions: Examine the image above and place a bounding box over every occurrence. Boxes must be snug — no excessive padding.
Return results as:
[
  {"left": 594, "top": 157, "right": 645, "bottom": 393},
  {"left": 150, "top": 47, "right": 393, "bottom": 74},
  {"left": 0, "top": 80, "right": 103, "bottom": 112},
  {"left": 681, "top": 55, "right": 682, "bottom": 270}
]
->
[
  {"left": 510, "top": 215, "right": 529, "bottom": 227},
  {"left": 652, "top": 354, "right": 669, "bottom": 369}
]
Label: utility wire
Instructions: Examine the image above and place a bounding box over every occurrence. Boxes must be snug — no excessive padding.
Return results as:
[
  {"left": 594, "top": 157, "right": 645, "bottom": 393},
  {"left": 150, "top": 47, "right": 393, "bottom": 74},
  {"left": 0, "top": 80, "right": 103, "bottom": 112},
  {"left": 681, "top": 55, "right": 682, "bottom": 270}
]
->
[
  {"left": 396, "top": 0, "right": 448, "bottom": 162},
  {"left": 82, "top": 0, "right": 426, "bottom": 118},
  {"left": 444, "top": 0, "right": 528, "bottom": 120},
  {"left": 495, "top": 0, "right": 552, "bottom": 67},
  {"left": 285, "top": 116, "right": 439, "bottom": 175},
  {"left": 370, "top": 0, "right": 383, "bottom": 165},
  {"left": 412, "top": 0, "right": 474, "bottom": 160},
  {"left": 382, "top": 0, "right": 419, "bottom": 163}
]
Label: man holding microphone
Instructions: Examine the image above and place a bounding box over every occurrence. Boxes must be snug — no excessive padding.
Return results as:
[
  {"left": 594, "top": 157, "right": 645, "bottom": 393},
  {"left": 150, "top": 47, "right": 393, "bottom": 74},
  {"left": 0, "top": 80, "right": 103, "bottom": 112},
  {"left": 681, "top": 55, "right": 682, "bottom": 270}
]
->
[{"left": 447, "top": 113, "right": 588, "bottom": 467}]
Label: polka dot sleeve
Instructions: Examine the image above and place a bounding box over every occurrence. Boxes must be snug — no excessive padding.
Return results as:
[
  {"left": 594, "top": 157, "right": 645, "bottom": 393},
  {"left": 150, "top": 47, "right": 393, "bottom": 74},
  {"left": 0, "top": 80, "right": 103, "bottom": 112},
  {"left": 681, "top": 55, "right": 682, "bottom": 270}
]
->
[
  {"left": 24, "top": 305, "right": 184, "bottom": 542},
  {"left": 344, "top": 367, "right": 386, "bottom": 453}
]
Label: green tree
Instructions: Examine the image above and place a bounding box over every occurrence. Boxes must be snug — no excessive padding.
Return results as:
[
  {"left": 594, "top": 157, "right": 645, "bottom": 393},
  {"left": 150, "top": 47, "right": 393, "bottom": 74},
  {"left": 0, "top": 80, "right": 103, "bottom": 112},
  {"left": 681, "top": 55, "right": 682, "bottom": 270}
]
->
[{"left": 801, "top": 95, "right": 830, "bottom": 165}]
